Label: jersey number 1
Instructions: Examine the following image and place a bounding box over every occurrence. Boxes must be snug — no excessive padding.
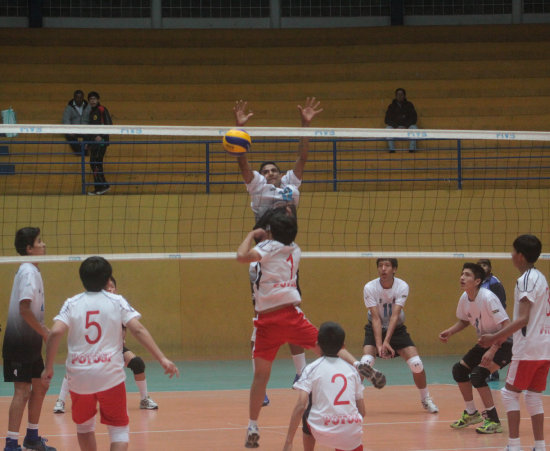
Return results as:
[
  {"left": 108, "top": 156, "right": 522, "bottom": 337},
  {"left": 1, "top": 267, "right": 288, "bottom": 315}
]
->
[{"left": 85, "top": 310, "right": 102, "bottom": 344}]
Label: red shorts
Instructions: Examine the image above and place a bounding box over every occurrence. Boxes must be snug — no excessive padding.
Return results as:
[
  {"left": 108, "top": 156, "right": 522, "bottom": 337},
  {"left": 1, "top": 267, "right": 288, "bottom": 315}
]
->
[
  {"left": 506, "top": 360, "right": 550, "bottom": 391},
  {"left": 253, "top": 305, "right": 318, "bottom": 361},
  {"left": 70, "top": 382, "right": 129, "bottom": 426},
  {"left": 337, "top": 446, "right": 363, "bottom": 451}
]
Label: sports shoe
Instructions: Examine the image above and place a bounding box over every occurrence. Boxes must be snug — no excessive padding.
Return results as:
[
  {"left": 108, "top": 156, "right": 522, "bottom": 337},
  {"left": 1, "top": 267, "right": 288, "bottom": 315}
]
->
[
  {"left": 450, "top": 410, "right": 483, "bottom": 429},
  {"left": 21, "top": 436, "right": 56, "bottom": 451},
  {"left": 421, "top": 396, "right": 439, "bottom": 413},
  {"left": 357, "top": 363, "right": 386, "bottom": 389},
  {"left": 488, "top": 370, "right": 500, "bottom": 382},
  {"left": 476, "top": 418, "right": 502, "bottom": 434},
  {"left": 262, "top": 394, "right": 270, "bottom": 407},
  {"left": 3, "top": 446, "right": 22, "bottom": 451},
  {"left": 244, "top": 424, "right": 259, "bottom": 448},
  {"left": 95, "top": 186, "right": 110, "bottom": 195},
  {"left": 139, "top": 396, "right": 158, "bottom": 410},
  {"left": 53, "top": 399, "right": 65, "bottom": 414}
]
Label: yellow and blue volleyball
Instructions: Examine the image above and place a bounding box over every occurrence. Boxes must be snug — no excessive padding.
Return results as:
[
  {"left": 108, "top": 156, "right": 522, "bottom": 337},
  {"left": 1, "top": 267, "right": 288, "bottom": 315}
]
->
[{"left": 223, "top": 129, "right": 251, "bottom": 156}]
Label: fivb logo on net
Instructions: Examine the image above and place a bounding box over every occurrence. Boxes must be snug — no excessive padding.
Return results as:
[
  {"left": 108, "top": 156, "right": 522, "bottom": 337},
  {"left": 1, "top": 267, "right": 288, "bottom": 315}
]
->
[{"left": 120, "top": 127, "right": 143, "bottom": 134}]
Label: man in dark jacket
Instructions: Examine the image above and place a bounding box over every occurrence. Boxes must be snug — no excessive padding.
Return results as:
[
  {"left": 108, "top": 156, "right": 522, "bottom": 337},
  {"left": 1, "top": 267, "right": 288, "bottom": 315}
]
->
[
  {"left": 384, "top": 88, "right": 418, "bottom": 153},
  {"left": 62, "top": 89, "right": 90, "bottom": 155},
  {"left": 86, "top": 91, "right": 112, "bottom": 195}
]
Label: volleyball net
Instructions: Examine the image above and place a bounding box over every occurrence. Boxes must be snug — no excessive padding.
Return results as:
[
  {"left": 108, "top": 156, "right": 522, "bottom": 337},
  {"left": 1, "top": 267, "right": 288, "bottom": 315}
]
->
[{"left": 0, "top": 123, "right": 549, "bottom": 262}]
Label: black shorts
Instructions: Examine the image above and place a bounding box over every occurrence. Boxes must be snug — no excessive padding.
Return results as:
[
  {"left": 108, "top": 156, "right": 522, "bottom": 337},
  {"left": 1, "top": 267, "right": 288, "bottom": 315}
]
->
[
  {"left": 462, "top": 341, "right": 513, "bottom": 370},
  {"left": 363, "top": 324, "right": 415, "bottom": 354},
  {"left": 3, "top": 357, "right": 44, "bottom": 383},
  {"left": 122, "top": 346, "right": 130, "bottom": 354}
]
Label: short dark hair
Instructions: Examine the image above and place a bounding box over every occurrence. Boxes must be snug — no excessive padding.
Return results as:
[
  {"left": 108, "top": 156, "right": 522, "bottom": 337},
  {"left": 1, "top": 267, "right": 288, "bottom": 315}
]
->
[
  {"left": 268, "top": 210, "right": 297, "bottom": 245},
  {"left": 87, "top": 91, "right": 100, "bottom": 100},
  {"left": 73, "top": 89, "right": 84, "bottom": 97},
  {"left": 395, "top": 88, "right": 406, "bottom": 97},
  {"left": 318, "top": 321, "right": 345, "bottom": 356},
  {"left": 376, "top": 258, "right": 398, "bottom": 269},
  {"left": 259, "top": 161, "right": 281, "bottom": 173},
  {"left": 79, "top": 256, "right": 112, "bottom": 292},
  {"left": 14, "top": 227, "right": 41, "bottom": 256},
  {"left": 109, "top": 275, "right": 117, "bottom": 287},
  {"left": 513, "top": 234, "right": 542, "bottom": 264},
  {"left": 462, "top": 262, "right": 485, "bottom": 282}
]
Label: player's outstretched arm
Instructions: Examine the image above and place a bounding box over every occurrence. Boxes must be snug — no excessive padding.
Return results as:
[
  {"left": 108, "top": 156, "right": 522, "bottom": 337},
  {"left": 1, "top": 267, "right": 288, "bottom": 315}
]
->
[
  {"left": 438, "top": 320, "right": 469, "bottom": 343},
  {"left": 294, "top": 97, "right": 323, "bottom": 180},
  {"left": 283, "top": 389, "right": 309, "bottom": 451},
  {"left": 232, "top": 100, "right": 255, "bottom": 184},
  {"left": 126, "top": 318, "right": 179, "bottom": 378},
  {"left": 41, "top": 320, "right": 68, "bottom": 387}
]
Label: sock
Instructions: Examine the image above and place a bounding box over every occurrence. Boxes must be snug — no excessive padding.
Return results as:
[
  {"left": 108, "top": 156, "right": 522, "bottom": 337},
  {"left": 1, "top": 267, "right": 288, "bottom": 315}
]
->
[
  {"left": 6, "top": 432, "right": 19, "bottom": 449},
  {"left": 533, "top": 440, "right": 546, "bottom": 451},
  {"left": 485, "top": 406, "right": 499, "bottom": 423},
  {"left": 136, "top": 379, "right": 148, "bottom": 400},
  {"left": 292, "top": 353, "right": 306, "bottom": 375},
  {"left": 507, "top": 437, "right": 521, "bottom": 451},
  {"left": 25, "top": 423, "right": 39, "bottom": 441},
  {"left": 58, "top": 376, "right": 69, "bottom": 402},
  {"left": 248, "top": 419, "right": 258, "bottom": 429},
  {"left": 465, "top": 400, "right": 477, "bottom": 415},
  {"left": 419, "top": 387, "right": 429, "bottom": 400}
]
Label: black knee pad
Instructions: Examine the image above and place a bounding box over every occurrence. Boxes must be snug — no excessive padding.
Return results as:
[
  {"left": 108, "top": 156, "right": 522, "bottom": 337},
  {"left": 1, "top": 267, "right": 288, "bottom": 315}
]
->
[
  {"left": 127, "top": 356, "right": 145, "bottom": 375},
  {"left": 470, "top": 366, "right": 490, "bottom": 388},
  {"left": 452, "top": 362, "right": 470, "bottom": 383}
]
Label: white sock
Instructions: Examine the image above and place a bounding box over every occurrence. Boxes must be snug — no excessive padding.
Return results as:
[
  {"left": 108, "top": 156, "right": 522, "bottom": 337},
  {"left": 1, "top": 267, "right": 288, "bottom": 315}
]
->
[
  {"left": 507, "top": 437, "right": 521, "bottom": 451},
  {"left": 292, "top": 353, "right": 306, "bottom": 375},
  {"left": 248, "top": 419, "right": 258, "bottom": 429},
  {"left": 533, "top": 440, "right": 546, "bottom": 451},
  {"left": 27, "top": 423, "right": 38, "bottom": 430},
  {"left": 58, "top": 377, "right": 69, "bottom": 402},
  {"left": 419, "top": 387, "right": 429, "bottom": 400},
  {"left": 135, "top": 379, "right": 148, "bottom": 400},
  {"left": 360, "top": 355, "right": 375, "bottom": 366},
  {"left": 7, "top": 431, "right": 18, "bottom": 441},
  {"left": 465, "top": 400, "right": 476, "bottom": 414}
]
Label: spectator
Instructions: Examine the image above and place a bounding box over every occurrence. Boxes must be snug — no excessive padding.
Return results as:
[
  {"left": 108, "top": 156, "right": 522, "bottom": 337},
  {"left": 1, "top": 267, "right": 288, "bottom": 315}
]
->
[
  {"left": 86, "top": 91, "right": 112, "bottom": 195},
  {"left": 384, "top": 88, "right": 418, "bottom": 153},
  {"left": 62, "top": 89, "right": 90, "bottom": 155}
]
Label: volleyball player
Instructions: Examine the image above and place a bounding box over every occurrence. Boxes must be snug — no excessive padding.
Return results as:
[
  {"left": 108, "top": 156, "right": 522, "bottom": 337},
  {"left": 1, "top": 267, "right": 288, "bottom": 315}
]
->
[
  {"left": 479, "top": 235, "right": 550, "bottom": 451},
  {"left": 439, "top": 263, "right": 511, "bottom": 434},
  {"left": 41, "top": 256, "right": 179, "bottom": 451},
  {"left": 360, "top": 258, "right": 439, "bottom": 413},
  {"left": 53, "top": 276, "right": 158, "bottom": 414},
  {"left": 3, "top": 227, "right": 56, "bottom": 451},
  {"left": 237, "top": 211, "right": 383, "bottom": 449},
  {"left": 283, "top": 321, "right": 365, "bottom": 451}
]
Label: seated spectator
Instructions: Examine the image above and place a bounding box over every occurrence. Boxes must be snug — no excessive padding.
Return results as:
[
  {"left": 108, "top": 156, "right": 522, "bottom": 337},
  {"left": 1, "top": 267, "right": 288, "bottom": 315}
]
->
[
  {"left": 384, "top": 88, "right": 418, "bottom": 153},
  {"left": 62, "top": 89, "right": 91, "bottom": 155}
]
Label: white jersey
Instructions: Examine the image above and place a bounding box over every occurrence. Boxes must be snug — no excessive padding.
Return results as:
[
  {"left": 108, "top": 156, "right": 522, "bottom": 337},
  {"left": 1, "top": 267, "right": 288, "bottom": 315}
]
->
[
  {"left": 246, "top": 169, "right": 301, "bottom": 220},
  {"left": 512, "top": 268, "right": 550, "bottom": 360},
  {"left": 456, "top": 287, "right": 509, "bottom": 338},
  {"left": 55, "top": 290, "right": 141, "bottom": 394},
  {"left": 252, "top": 239, "right": 301, "bottom": 313},
  {"left": 363, "top": 277, "right": 408, "bottom": 328},
  {"left": 294, "top": 356, "right": 363, "bottom": 450}
]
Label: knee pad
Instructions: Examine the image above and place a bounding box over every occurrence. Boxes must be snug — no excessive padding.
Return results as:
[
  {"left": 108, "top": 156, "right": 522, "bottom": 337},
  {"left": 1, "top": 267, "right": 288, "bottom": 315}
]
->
[
  {"left": 525, "top": 391, "right": 544, "bottom": 417},
  {"left": 127, "top": 356, "right": 145, "bottom": 375},
  {"left": 501, "top": 387, "right": 521, "bottom": 412},
  {"left": 108, "top": 425, "right": 129, "bottom": 443},
  {"left": 360, "top": 354, "right": 375, "bottom": 367},
  {"left": 406, "top": 356, "right": 423, "bottom": 374},
  {"left": 470, "top": 366, "right": 490, "bottom": 388},
  {"left": 76, "top": 417, "right": 96, "bottom": 434},
  {"left": 452, "top": 362, "right": 470, "bottom": 383}
]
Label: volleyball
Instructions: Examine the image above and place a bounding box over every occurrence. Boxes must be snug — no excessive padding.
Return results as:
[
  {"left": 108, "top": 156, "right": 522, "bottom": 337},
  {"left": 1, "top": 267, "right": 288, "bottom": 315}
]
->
[{"left": 223, "top": 129, "right": 251, "bottom": 156}]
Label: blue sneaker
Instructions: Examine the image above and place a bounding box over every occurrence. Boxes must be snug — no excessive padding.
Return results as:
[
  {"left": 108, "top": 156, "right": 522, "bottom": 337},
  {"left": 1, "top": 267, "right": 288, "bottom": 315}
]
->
[
  {"left": 22, "top": 436, "right": 56, "bottom": 451},
  {"left": 4, "top": 446, "right": 22, "bottom": 451},
  {"left": 262, "top": 394, "right": 270, "bottom": 407}
]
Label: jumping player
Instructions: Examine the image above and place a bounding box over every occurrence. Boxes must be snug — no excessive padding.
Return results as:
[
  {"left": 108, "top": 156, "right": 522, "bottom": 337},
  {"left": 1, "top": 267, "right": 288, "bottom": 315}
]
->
[
  {"left": 283, "top": 321, "right": 365, "bottom": 451},
  {"left": 237, "top": 210, "right": 384, "bottom": 449},
  {"left": 41, "top": 256, "right": 179, "bottom": 451},
  {"left": 439, "top": 263, "right": 511, "bottom": 434},
  {"left": 360, "top": 258, "right": 438, "bottom": 413},
  {"left": 479, "top": 234, "right": 550, "bottom": 451}
]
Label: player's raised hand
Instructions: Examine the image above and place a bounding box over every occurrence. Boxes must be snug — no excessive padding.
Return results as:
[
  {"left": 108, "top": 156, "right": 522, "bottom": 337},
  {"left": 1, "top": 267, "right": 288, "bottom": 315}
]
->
[
  {"left": 234, "top": 100, "right": 254, "bottom": 126},
  {"left": 160, "top": 357, "right": 180, "bottom": 378},
  {"left": 298, "top": 97, "right": 323, "bottom": 126}
]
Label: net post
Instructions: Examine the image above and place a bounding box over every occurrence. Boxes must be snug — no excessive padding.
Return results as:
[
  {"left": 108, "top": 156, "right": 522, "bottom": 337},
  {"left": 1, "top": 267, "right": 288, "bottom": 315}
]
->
[
  {"left": 457, "top": 139, "right": 462, "bottom": 190},
  {"left": 332, "top": 139, "right": 338, "bottom": 192}
]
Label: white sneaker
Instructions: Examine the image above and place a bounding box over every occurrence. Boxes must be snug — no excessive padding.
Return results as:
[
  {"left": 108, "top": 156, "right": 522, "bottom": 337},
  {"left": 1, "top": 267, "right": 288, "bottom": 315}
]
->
[
  {"left": 53, "top": 399, "right": 65, "bottom": 413},
  {"left": 139, "top": 396, "right": 158, "bottom": 410},
  {"left": 421, "top": 396, "right": 439, "bottom": 413},
  {"left": 244, "top": 424, "right": 259, "bottom": 448}
]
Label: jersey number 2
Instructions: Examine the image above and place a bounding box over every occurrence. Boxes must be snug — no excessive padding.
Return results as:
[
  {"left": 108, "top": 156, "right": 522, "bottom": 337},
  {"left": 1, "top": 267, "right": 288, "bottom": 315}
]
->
[
  {"left": 85, "top": 310, "right": 102, "bottom": 344},
  {"left": 331, "top": 374, "right": 350, "bottom": 406}
]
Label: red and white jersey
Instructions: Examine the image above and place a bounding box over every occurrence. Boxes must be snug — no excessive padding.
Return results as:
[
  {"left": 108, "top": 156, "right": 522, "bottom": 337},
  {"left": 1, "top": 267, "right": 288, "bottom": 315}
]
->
[
  {"left": 456, "top": 287, "right": 509, "bottom": 337},
  {"left": 294, "top": 356, "right": 363, "bottom": 450},
  {"left": 246, "top": 170, "right": 301, "bottom": 220},
  {"left": 252, "top": 240, "right": 301, "bottom": 313},
  {"left": 54, "top": 290, "right": 141, "bottom": 394},
  {"left": 363, "top": 277, "right": 408, "bottom": 328},
  {"left": 512, "top": 268, "right": 550, "bottom": 360}
]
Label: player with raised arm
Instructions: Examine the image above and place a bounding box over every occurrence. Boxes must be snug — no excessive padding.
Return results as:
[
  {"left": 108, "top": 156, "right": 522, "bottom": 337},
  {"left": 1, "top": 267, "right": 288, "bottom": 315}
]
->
[
  {"left": 360, "top": 258, "right": 438, "bottom": 414},
  {"left": 479, "top": 235, "right": 550, "bottom": 451},
  {"left": 439, "top": 263, "right": 512, "bottom": 434},
  {"left": 41, "top": 257, "right": 179, "bottom": 451}
]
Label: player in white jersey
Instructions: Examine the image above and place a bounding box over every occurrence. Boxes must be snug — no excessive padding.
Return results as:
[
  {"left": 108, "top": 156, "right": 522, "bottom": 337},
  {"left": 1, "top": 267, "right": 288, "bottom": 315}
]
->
[
  {"left": 41, "top": 256, "right": 179, "bottom": 451},
  {"left": 479, "top": 234, "right": 550, "bottom": 451},
  {"left": 237, "top": 211, "right": 383, "bottom": 449},
  {"left": 439, "top": 263, "right": 512, "bottom": 434},
  {"left": 360, "top": 258, "right": 438, "bottom": 414},
  {"left": 2, "top": 227, "right": 56, "bottom": 451},
  {"left": 284, "top": 322, "right": 365, "bottom": 451}
]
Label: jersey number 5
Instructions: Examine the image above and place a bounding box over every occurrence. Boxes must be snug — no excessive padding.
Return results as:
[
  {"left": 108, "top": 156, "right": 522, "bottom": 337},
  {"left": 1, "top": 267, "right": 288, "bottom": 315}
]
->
[
  {"left": 85, "top": 310, "right": 102, "bottom": 344},
  {"left": 331, "top": 373, "right": 350, "bottom": 406}
]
